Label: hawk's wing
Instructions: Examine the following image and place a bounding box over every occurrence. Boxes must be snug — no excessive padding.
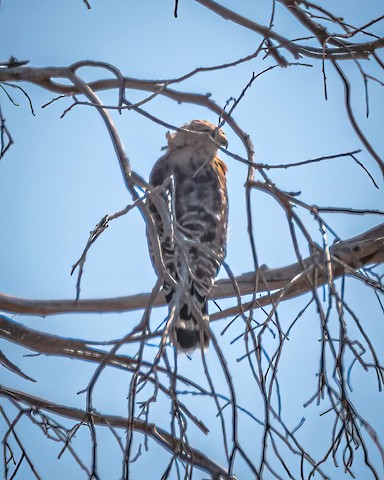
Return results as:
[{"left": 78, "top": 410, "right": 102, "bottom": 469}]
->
[{"left": 146, "top": 153, "right": 174, "bottom": 281}]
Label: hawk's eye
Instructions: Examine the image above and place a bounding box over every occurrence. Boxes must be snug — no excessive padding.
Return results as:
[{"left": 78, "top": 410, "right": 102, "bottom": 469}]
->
[{"left": 209, "top": 131, "right": 221, "bottom": 141}]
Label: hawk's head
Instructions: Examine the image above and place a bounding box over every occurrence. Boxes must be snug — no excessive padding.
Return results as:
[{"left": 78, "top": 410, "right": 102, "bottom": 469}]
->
[{"left": 166, "top": 120, "right": 228, "bottom": 152}]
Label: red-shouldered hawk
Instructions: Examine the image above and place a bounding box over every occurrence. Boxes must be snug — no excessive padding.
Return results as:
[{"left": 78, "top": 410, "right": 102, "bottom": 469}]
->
[{"left": 147, "top": 120, "right": 228, "bottom": 352}]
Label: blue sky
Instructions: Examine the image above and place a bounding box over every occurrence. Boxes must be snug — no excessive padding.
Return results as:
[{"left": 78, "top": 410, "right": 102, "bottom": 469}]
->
[{"left": 0, "top": 1, "right": 383, "bottom": 479}]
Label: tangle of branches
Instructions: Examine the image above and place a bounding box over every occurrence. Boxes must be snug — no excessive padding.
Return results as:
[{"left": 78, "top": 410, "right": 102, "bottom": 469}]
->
[{"left": 0, "top": 3, "right": 383, "bottom": 479}]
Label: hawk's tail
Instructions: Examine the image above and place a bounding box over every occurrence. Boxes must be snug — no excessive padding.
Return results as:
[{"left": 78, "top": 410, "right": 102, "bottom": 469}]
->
[
  {"left": 166, "top": 289, "right": 210, "bottom": 351},
  {"left": 173, "top": 304, "right": 210, "bottom": 351}
]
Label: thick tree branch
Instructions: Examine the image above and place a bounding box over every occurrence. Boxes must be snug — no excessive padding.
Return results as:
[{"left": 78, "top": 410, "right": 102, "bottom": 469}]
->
[{"left": 0, "top": 223, "right": 382, "bottom": 317}]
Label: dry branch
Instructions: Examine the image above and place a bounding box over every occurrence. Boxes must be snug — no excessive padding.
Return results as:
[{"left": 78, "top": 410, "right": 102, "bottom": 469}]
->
[
  {"left": 0, "top": 385, "right": 234, "bottom": 480},
  {"left": 1, "top": 61, "right": 383, "bottom": 174},
  {"left": 0, "top": 222, "right": 382, "bottom": 318},
  {"left": 0, "top": 64, "right": 253, "bottom": 146},
  {"left": 195, "top": 0, "right": 384, "bottom": 60}
]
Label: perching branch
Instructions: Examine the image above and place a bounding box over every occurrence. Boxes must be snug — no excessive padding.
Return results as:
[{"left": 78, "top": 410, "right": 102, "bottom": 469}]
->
[{"left": 0, "top": 222, "right": 382, "bottom": 318}]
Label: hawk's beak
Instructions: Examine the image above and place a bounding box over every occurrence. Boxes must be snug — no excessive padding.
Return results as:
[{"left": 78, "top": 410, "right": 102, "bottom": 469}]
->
[
  {"left": 213, "top": 131, "right": 228, "bottom": 149},
  {"left": 220, "top": 135, "right": 229, "bottom": 149}
]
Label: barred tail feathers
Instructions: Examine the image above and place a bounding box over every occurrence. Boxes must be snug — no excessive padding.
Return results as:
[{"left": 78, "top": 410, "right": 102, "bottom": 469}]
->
[
  {"left": 165, "top": 288, "right": 210, "bottom": 351},
  {"left": 173, "top": 303, "right": 210, "bottom": 351}
]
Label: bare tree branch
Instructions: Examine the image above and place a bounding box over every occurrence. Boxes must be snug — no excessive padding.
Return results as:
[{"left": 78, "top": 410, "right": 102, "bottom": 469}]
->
[
  {"left": 0, "top": 386, "right": 235, "bottom": 480},
  {"left": 194, "top": 0, "right": 384, "bottom": 59},
  {"left": 0, "top": 222, "right": 382, "bottom": 318}
]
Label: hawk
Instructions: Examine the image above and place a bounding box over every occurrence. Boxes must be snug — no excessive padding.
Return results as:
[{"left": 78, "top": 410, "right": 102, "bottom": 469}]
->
[{"left": 147, "top": 120, "right": 228, "bottom": 351}]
